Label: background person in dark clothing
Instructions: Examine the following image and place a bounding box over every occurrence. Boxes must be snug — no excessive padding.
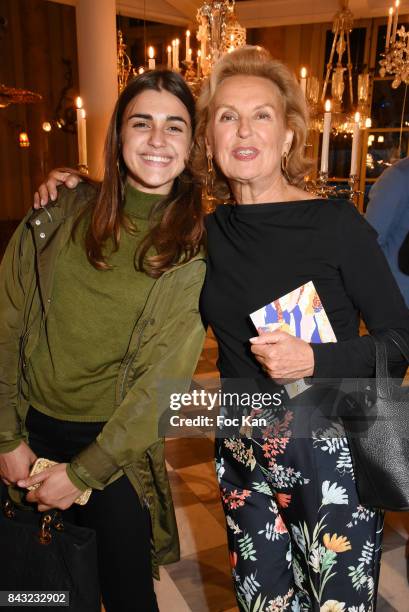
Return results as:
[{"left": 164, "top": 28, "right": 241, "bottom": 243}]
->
[{"left": 366, "top": 156, "right": 409, "bottom": 307}]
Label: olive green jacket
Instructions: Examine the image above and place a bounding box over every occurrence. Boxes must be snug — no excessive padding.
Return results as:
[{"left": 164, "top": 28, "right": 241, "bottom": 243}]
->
[{"left": 0, "top": 183, "right": 206, "bottom": 575}]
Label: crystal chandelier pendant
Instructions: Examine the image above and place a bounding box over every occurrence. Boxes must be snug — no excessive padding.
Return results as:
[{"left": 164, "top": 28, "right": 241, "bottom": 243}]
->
[
  {"left": 196, "top": 0, "right": 246, "bottom": 78},
  {"left": 379, "top": 4, "right": 409, "bottom": 89},
  {"left": 306, "top": 0, "right": 370, "bottom": 136}
]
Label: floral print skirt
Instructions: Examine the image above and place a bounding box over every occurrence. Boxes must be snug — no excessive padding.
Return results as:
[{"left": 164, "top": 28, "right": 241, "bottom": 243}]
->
[{"left": 215, "top": 389, "right": 383, "bottom": 612}]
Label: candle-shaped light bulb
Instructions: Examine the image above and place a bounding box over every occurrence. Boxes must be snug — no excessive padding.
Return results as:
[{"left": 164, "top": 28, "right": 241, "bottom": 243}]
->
[
  {"left": 175, "top": 38, "right": 180, "bottom": 70},
  {"left": 185, "top": 30, "right": 190, "bottom": 61},
  {"left": 197, "top": 49, "right": 202, "bottom": 78},
  {"left": 392, "top": 1, "right": 399, "bottom": 42},
  {"left": 76, "top": 97, "right": 87, "bottom": 167},
  {"left": 148, "top": 46, "right": 155, "bottom": 70},
  {"left": 172, "top": 40, "right": 176, "bottom": 70},
  {"left": 300, "top": 67, "right": 307, "bottom": 96},
  {"left": 386, "top": 7, "right": 394, "bottom": 48},
  {"left": 350, "top": 112, "right": 361, "bottom": 176},
  {"left": 321, "top": 100, "right": 332, "bottom": 174},
  {"left": 365, "top": 117, "right": 372, "bottom": 128},
  {"left": 167, "top": 45, "right": 172, "bottom": 69},
  {"left": 138, "top": 67, "right": 145, "bottom": 74}
]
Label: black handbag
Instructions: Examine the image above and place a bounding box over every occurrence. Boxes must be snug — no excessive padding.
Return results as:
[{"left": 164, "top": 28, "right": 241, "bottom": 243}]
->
[
  {"left": 0, "top": 486, "right": 100, "bottom": 611},
  {"left": 341, "top": 330, "right": 409, "bottom": 511}
]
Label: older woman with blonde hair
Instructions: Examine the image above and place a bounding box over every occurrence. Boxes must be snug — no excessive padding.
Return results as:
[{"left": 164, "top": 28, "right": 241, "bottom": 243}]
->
[
  {"left": 31, "top": 46, "right": 409, "bottom": 611},
  {"left": 195, "top": 46, "right": 409, "bottom": 611}
]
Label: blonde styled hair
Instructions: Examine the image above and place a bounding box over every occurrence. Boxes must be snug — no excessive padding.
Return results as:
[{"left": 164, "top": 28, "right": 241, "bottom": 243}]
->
[{"left": 192, "top": 45, "right": 313, "bottom": 201}]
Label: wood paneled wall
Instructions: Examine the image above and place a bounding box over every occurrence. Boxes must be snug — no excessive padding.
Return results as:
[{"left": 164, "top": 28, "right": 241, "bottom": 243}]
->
[
  {"left": 0, "top": 4, "right": 387, "bottom": 227},
  {"left": 249, "top": 22, "right": 328, "bottom": 78},
  {"left": 0, "top": 0, "right": 79, "bottom": 223}
]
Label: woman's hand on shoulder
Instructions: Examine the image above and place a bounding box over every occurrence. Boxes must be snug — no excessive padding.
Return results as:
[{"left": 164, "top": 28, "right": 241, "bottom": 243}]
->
[
  {"left": 250, "top": 329, "right": 314, "bottom": 381},
  {"left": 33, "top": 169, "right": 82, "bottom": 209}
]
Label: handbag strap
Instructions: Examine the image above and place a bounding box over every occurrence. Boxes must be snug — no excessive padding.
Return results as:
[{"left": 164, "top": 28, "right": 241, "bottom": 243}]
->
[
  {"left": 373, "top": 337, "right": 390, "bottom": 398},
  {"left": 383, "top": 329, "right": 409, "bottom": 364},
  {"left": 1, "top": 491, "right": 64, "bottom": 545},
  {"left": 373, "top": 330, "right": 409, "bottom": 399}
]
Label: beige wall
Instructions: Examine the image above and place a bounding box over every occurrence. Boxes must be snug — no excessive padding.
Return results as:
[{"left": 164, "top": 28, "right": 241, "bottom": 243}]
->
[{"left": 250, "top": 22, "right": 329, "bottom": 78}]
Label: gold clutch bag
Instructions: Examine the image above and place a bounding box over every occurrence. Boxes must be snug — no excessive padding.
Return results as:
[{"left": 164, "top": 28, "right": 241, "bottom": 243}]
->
[{"left": 28, "top": 458, "right": 92, "bottom": 506}]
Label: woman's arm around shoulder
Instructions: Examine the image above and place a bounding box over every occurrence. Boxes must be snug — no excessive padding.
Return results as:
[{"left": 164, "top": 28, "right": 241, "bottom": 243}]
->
[{"left": 33, "top": 168, "right": 87, "bottom": 208}]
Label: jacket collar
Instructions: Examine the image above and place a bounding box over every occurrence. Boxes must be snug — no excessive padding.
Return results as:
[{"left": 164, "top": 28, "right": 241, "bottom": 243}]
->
[{"left": 28, "top": 204, "right": 72, "bottom": 313}]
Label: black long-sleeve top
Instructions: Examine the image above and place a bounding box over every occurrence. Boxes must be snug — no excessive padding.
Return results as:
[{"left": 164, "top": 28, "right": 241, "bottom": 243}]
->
[{"left": 200, "top": 199, "right": 409, "bottom": 380}]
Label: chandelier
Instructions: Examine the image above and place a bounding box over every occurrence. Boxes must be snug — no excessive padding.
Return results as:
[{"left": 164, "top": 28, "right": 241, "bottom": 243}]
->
[
  {"left": 379, "top": 1, "right": 409, "bottom": 88},
  {"left": 223, "top": 3, "right": 246, "bottom": 54},
  {"left": 115, "top": 1, "right": 246, "bottom": 96},
  {"left": 196, "top": 0, "right": 246, "bottom": 79},
  {"left": 117, "top": 30, "right": 137, "bottom": 93},
  {"left": 307, "top": 0, "right": 370, "bottom": 134}
]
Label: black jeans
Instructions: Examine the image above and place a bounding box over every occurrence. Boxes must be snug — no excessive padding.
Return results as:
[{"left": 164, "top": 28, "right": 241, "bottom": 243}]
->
[{"left": 25, "top": 406, "right": 159, "bottom": 612}]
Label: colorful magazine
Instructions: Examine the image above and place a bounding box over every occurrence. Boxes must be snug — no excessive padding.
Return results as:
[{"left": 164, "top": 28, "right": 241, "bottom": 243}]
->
[{"left": 249, "top": 280, "right": 337, "bottom": 397}]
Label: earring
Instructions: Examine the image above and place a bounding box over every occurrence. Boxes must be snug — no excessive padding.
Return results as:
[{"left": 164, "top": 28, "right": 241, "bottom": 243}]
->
[
  {"left": 281, "top": 151, "right": 291, "bottom": 184},
  {"left": 204, "top": 153, "right": 216, "bottom": 202}
]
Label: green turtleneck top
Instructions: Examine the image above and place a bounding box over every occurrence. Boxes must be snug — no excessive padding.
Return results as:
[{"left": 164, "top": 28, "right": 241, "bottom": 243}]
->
[{"left": 28, "top": 184, "right": 161, "bottom": 423}]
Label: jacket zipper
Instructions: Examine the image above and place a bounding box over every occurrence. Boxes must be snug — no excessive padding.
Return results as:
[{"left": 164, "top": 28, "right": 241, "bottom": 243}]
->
[{"left": 17, "top": 330, "right": 30, "bottom": 407}]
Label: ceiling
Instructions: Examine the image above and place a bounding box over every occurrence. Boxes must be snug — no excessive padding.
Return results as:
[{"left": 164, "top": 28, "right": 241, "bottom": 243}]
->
[{"left": 53, "top": 1, "right": 407, "bottom": 28}]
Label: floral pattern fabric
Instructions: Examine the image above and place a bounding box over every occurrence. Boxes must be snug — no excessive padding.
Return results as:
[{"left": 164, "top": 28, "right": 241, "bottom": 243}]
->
[{"left": 215, "top": 398, "right": 383, "bottom": 612}]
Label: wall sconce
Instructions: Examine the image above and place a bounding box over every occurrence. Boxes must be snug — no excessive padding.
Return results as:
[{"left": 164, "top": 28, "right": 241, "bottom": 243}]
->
[{"left": 19, "top": 131, "right": 30, "bottom": 147}]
